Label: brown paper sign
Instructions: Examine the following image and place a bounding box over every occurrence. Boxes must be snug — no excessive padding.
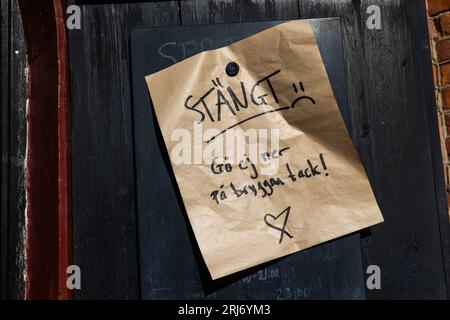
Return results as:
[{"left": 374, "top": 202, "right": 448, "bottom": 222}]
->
[{"left": 145, "top": 20, "right": 383, "bottom": 280}]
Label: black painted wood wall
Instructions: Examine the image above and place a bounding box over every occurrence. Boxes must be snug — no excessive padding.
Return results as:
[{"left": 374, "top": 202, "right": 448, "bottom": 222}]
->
[
  {"left": 0, "top": 0, "right": 26, "bottom": 300},
  {"left": 68, "top": 0, "right": 449, "bottom": 299}
]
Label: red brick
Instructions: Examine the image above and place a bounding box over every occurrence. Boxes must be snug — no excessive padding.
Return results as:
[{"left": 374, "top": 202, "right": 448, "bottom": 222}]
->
[
  {"left": 428, "top": 18, "right": 439, "bottom": 38},
  {"left": 445, "top": 137, "right": 450, "bottom": 155},
  {"left": 436, "top": 90, "right": 441, "bottom": 112},
  {"left": 438, "top": 113, "right": 446, "bottom": 149},
  {"left": 444, "top": 165, "right": 449, "bottom": 188},
  {"left": 444, "top": 165, "right": 450, "bottom": 188},
  {"left": 430, "top": 40, "right": 437, "bottom": 62},
  {"left": 436, "top": 38, "right": 450, "bottom": 62},
  {"left": 443, "top": 87, "right": 450, "bottom": 110},
  {"left": 441, "top": 140, "right": 448, "bottom": 166},
  {"left": 433, "top": 64, "right": 439, "bottom": 86},
  {"left": 440, "top": 63, "right": 450, "bottom": 85},
  {"left": 445, "top": 113, "right": 450, "bottom": 129},
  {"left": 427, "top": 0, "right": 450, "bottom": 16},
  {"left": 440, "top": 12, "right": 450, "bottom": 35}
]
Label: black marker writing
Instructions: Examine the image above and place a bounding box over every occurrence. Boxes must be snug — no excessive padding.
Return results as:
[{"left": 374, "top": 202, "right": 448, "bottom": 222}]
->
[
  {"left": 184, "top": 70, "right": 283, "bottom": 126},
  {"left": 264, "top": 206, "right": 293, "bottom": 244},
  {"left": 210, "top": 184, "right": 227, "bottom": 205},
  {"left": 250, "top": 70, "right": 281, "bottom": 105},
  {"left": 210, "top": 155, "right": 259, "bottom": 179},
  {"left": 209, "top": 152, "right": 329, "bottom": 205},
  {"left": 285, "top": 153, "right": 328, "bottom": 181}
]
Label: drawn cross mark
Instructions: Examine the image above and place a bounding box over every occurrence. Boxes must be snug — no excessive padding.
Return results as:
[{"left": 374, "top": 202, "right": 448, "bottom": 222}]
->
[{"left": 264, "top": 206, "right": 294, "bottom": 244}]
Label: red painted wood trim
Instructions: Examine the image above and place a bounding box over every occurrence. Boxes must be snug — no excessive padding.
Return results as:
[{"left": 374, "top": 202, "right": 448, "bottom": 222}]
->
[
  {"left": 19, "top": 0, "right": 72, "bottom": 300},
  {"left": 54, "top": 0, "right": 72, "bottom": 301}
]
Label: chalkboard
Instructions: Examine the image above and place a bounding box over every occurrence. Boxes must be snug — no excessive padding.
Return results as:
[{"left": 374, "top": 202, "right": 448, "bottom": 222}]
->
[{"left": 130, "top": 18, "right": 366, "bottom": 299}]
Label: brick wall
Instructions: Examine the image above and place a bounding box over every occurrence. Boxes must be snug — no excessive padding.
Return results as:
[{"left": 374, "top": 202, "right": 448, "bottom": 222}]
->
[{"left": 426, "top": 0, "right": 450, "bottom": 214}]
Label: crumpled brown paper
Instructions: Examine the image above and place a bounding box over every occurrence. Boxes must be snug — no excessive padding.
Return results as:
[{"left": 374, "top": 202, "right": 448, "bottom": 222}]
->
[{"left": 145, "top": 20, "right": 383, "bottom": 280}]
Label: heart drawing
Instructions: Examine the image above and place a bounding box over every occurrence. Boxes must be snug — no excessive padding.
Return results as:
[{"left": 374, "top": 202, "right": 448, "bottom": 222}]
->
[{"left": 264, "top": 206, "right": 294, "bottom": 244}]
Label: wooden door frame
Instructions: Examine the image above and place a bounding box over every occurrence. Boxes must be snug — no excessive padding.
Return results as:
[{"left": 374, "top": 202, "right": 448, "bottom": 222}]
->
[{"left": 16, "top": 0, "right": 72, "bottom": 300}]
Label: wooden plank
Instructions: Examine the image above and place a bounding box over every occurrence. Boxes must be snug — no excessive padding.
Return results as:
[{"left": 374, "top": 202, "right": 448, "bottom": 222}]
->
[
  {"left": 0, "top": 0, "right": 26, "bottom": 300},
  {"left": 129, "top": 0, "right": 367, "bottom": 299},
  {"left": 180, "top": 0, "right": 299, "bottom": 25},
  {"left": 0, "top": 0, "right": 11, "bottom": 300},
  {"left": 19, "top": 0, "right": 67, "bottom": 299},
  {"left": 19, "top": 0, "right": 73, "bottom": 299},
  {"left": 408, "top": 1, "right": 450, "bottom": 298},
  {"left": 68, "top": 2, "right": 179, "bottom": 299},
  {"left": 8, "top": 0, "right": 26, "bottom": 301},
  {"left": 298, "top": 0, "right": 449, "bottom": 298},
  {"left": 0, "top": 0, "right": 27, "bottom": 299},
  {"left": 54, "top": 0, "right": 72, "bottom": 300}
]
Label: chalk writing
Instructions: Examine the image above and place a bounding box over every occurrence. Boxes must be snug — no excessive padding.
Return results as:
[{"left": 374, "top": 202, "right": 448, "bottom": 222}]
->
[
  {"left": 275, "top": 277, "right": 323, "bottom": 300},
  {"left": 158, "top": 38, "right": 239, "bottom": 63},
  {"left": 241, "top": 268, "right": 281, "bottom": 283}
]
